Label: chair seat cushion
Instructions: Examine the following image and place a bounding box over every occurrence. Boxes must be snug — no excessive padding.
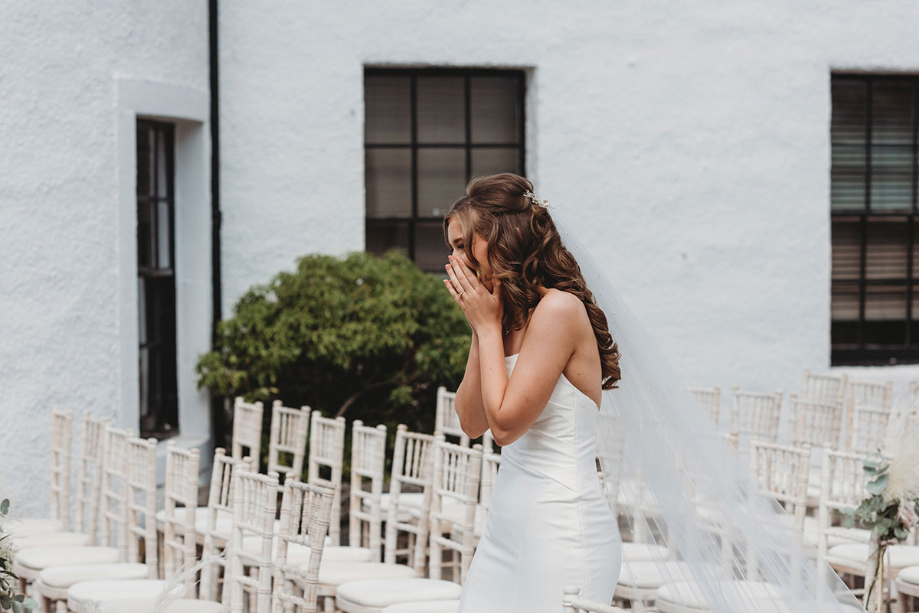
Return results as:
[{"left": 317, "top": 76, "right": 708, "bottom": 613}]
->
[
  {"left": 318, "top": 562, "right": 417, "bottom": 586},
  {"left": 898, "top": 565, "right": 919, "bottom": 585},
  {"left": 618, "top": 561, "right": 693, "bottom": 590},
  {"left": 655, "top": 580, "right": 780, "bottom": 610},
  {"left": 321, "top": 546, "right": 374, "bottom": 563},
  {"left": 155, "top": 507, "right": 233, "bottom": 537},
  {"left": 621, "top": 543, "right": 670, "bottom": 562},
  {"left": 8, "top": 518, "right": 66, "bottom": 537},
  {"left": 381, "top": 601, "right": 460, "bottom": 613},
  {"left": 336, "top": 578, "right": 462, "bottom": 607},
  {"left": 99, "top": 599, "right": 223, "bottom": 613},
  {"left": 12, "top": 531, "right": 91, "bottom": 552},
  {"left": 39, "top": 563, "right": 149, "bottom": 588},
  {"left": 16, "top": 546, "right": 119, "bottom": 571},
  {"left": 829, "top": 543, "right": 919, "bottom": 569},
  {"left": 68, "top": 579, "right": 167, "bottom": 609}
]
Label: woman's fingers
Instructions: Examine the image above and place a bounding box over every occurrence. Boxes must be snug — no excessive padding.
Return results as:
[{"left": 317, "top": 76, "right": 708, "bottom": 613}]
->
[
  {"left": 444, "top": 261, "right": 464, "bottom": 296},
  {"left": 443, "top": 278, "right": 464, "bottom": 305},
  {"left": 449, "top": 256, "right": 476, "bottom": 294}
]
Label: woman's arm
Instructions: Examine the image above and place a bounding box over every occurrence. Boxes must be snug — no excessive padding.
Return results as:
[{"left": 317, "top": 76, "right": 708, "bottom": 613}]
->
[{"left": 453, "top": 331, "right": 490, "bottom": 439}]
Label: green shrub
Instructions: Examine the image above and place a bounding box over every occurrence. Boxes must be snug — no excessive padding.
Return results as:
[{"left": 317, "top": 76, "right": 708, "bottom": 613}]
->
[{"left": 196, "top": 250, "right": 470, "bottom": 444}]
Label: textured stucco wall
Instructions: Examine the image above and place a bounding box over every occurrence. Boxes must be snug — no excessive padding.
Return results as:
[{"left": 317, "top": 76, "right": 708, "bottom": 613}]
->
[
  {"left": 0, "top": 1, "right": 209, "bottom": 517},
  {"left": 218, "top": 0, "right": 919, "bottom": 434}
]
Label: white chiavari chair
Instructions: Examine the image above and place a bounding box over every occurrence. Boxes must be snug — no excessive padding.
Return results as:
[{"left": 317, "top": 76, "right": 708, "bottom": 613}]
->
[
  {"left": 227, "top": 470, "right": 279, "bottom": 613},
  {"left": 847, "top": 403, "right": 892, "bottom": 455},
  {"left": 199, "top": 448, "right": 252, "bottom": 602},
  {"left": 313, "top": 427, "right": 437, "bottom": 610},
  {"left": 730, "top": 387, "right": 782, "bottom": 451},
  {"left": 801, "top": 368, "right": 847, "bottom": 405},
  {"left": 34, "top": 436, "right": 159, "bottom": 611},
  {"left": 308, "top": 411, "right": 346, "bottom": 546},
  {"left": 66, "top": 444, "right": 201, "bottom": 613},
  {"left": 816, "top": 446, "right": 919, "bottom": 593},
  {"left": 333, "top": 437, "right": 479, "bottom": 613},
  {"left": 268, "top": 400, "right": 310, "bottom": 480},
  {"left": 689, "top": 386, "right": 721, "bottom": 426},
  {"left": 477, "top": 450, "right": 501, "bottom": 541},
  {"left": 272, "top": 476, "right": 335, "bottom": 613},
  {"left": 896, "top": 565, "right": 919, "bottom": 613},
  {"left": 749, "top": 440, "right": 811, "bottom": 541},
  {"left": 788, "top": 394, "right": 844, "bottom": 448},
  {"left": 345, "top": 421, "right": 387, "bottom": 563},
  {"left": 232, "top": 396, "right": 264, "bottom": 470},
  {"left": 12, "top": 427, "right": 132, "bottom": 590},
  {"left": 9, "top": 408, "right": 73, "bottom": 538},
  {"left": 11, "top": 412, "right": 108, "bottom": 550},
  {"left": 434, "top": 386, "right": 468, "bottom": 447},
  {"left": 845, "top": 378, "right": 893, "bottom": 450}
]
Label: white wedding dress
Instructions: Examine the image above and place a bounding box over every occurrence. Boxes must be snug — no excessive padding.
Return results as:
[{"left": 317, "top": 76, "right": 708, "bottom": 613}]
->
[{"left": 457, "top": 353, "right": 621, "bottom": 612}]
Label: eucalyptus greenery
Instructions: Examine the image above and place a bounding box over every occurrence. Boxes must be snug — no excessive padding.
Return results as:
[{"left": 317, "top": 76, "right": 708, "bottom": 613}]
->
[
  {"left": 841, "top": 453, "right": 915, "bottom": 542},
  {"left": 196, "top": 250, "right": 469, "bottom": 444},
  {"left": 0, "top": 499, "right": 38, "bottom": 613}
]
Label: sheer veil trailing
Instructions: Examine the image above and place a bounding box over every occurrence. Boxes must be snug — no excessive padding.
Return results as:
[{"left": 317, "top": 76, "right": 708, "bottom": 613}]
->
[{"left": 552, "top": 213, "right": 865, "bottom": 612}]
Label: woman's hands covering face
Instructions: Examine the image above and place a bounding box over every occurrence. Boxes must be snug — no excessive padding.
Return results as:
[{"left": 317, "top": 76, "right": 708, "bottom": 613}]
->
[{"left": 444, "top": 255, "right": 503, "bottom": 335}]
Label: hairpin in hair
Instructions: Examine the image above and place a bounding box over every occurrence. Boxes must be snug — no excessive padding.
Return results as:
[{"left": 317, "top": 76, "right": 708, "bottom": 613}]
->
[{"left": 523, "top": 190, "right": 550, "bottom": 209}]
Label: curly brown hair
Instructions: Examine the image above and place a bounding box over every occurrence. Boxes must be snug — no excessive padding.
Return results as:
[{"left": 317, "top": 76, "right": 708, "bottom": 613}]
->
[{"left": 443, "top": 173, "right": 621, "bottom": 390}]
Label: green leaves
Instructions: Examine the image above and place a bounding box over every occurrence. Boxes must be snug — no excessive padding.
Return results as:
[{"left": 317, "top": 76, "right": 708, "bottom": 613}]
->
[
  {"left": 866, "top": 473, "right": 888, "bottom": 496},
  {"left": 0, "top": 500, "right": 8, "bottom": 517},
  {"left": 0, "top": 499, "right": 38, "bottom": 612},
  {"left": 196, "top": 250, "right": 469, "bottom": 438}
]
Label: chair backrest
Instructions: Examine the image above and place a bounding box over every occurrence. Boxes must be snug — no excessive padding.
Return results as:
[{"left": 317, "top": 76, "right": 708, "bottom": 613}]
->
[
  {"left": 789, "top": 394, "right": 844, "bottom": 448},
  {"left": 689, "top": 386, "right": 721, "bottom": 425},
  {"left": 161, "top": 443, "right": 200, "bottom": 596},
  {"left": 845, "top": 379, "right": 893, "bottom": 450},
  {"left": 434, "top": 386, "right": 469, "bottom": 447},
  {"left": 847, "top": 403, "right": 891, "bottom": 454},
  {"left": 748, "top": 440, "right": 811, "bottom": 532},
  {"left": 75, "top": 412, "right": 110, "bottom": 541},
  {"left": 428, "top": 437, "right": 484, "bottom": 584},
  {"left": 801, "top": 368, "right": 847, "bottom": 405},
  {"left": 200, "top": 448, "right": 253, "bottom": 603},
  {"left": 817, "top": 446, "right": 871, "bottom": 559},
  {"left": 730, "top": 387, "right": 783, "bottom": 448},
  {"left": 232, "top": 397, "right": 264, "bottom": 471},
  {"left": 227, "top": 470, "right": 279, "bottom": 613},
  {"left": 479, "top": 451, "right": 501, "bottom": 531},
  {"left": 348, "top": 420, "right": 387, "bottom": 561},
  {"left": 49, "top": 408, "right": 73, "bottom": 529},
  {"left": 268, "top": 400, "right": 310, "bottom": 480},
  {"left": 125, "top": 436, "right": 159, "bottom": 576},
  {"left": 307, "top": 412, "right": 346, "bottom": 546},
  {"left": 271, "top": 477, "right": 335, "bottom": 613},
  {"left": 384, "top": 425, "right": 437, "bottom": 572},
  {"left": 98, "top": 427, "right": 132, "bottom": 552}
]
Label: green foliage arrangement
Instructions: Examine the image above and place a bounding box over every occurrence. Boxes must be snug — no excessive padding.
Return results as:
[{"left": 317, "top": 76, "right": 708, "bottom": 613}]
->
[
  {"left": 0, "top": 499, "right": 38, "bottom": 613},
  {"left": 196, "top": 250, "right": 470, "bottom": 442}
]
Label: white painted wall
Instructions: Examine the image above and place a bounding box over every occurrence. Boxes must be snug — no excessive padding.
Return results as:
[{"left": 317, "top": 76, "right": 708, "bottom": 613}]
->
[
  {"left": 218, "top": 0, "right": 919, "bottom": 439},
  {"left": 0, "top": 1, "right": 210, "bottom": 517}
]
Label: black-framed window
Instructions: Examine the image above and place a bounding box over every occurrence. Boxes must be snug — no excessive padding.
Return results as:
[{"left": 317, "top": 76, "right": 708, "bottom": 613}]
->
[
  {"left": 364, "top": 68, "right": 526, "bottom": 272},
  {"left": 831, "top": 75, "right": 919, "bottom": 365},
  {"left": 137, "top": 120, "right": 179, "bottom": 438}
]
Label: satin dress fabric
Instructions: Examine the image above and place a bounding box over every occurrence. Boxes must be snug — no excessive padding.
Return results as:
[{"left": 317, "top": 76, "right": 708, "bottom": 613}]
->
[{"left": 457, "top": 353, "right": 621, "bottom": 612}]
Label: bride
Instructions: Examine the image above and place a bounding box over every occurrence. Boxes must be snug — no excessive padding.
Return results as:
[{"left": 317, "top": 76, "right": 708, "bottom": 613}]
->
[
  {"left": 442, "top": 173, "right": 621, "bottom": 610},
  {"left": 440, "top": 173, "right": 864, "bottom": 613}
]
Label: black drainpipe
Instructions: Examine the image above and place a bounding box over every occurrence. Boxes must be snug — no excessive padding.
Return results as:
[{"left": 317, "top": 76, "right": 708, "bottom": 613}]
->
[{"left": 208, "top": 0, "right": 226, "bottom": 446}]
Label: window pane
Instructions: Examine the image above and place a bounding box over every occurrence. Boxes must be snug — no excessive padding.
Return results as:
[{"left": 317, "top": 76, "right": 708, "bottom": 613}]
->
[
  {"left": 865, "top": 220, "right": 908, "bottom": 280},
  {"left": 471, "top": 147, "right": 520, "bottom": 177},
  {"left": 831, "top": 81, "right": 867, "bottom": 146},
  {"left": 138, "top": 201, "right": 154, "bottom": 268},
  {"left": 872, "top": 83, "right": 913, "bottom": 146},
  {"left": 137, "top": 127, "right": 154, "bottom": 196},
  {"left": 831, "top": 280, "right": 860, "bottom": 321},
  {"left": 870, "top": 146, "right": 913, "bottom": 211},
  {"left": 366, "top": 220, "right": 409, "bottom": 257},
  {"left": 418, "top": 148, "right": 466, "bottom": 217},
  {"left": 831, "top": 166, "right": 866, "bottom": 211},
  {"left": 157, "top": 200, "right": 171, "bottom": 270},
  {"left": 414, "top": 221, "right": 449, "bottom": 273},
  {"left": 156, "top": 131, "right": 169, "bottom": 198},
  {"left": 365, "top": 76, "right": 411, "bottom": 144},
  {"left": 831, "top": 221, "right": 860, "bottom": 281},
  {"left": 864, "top": 284, "right": 907, "bottom": 321},
  {"left": 417, "top": 77, "right": 465, "bottom": 144},
  {"left": 471, "top": 76, "right": 520, "bottom": 144},
  {"left": 366, "top": 148, "right": 412, "bottom": 217}
]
